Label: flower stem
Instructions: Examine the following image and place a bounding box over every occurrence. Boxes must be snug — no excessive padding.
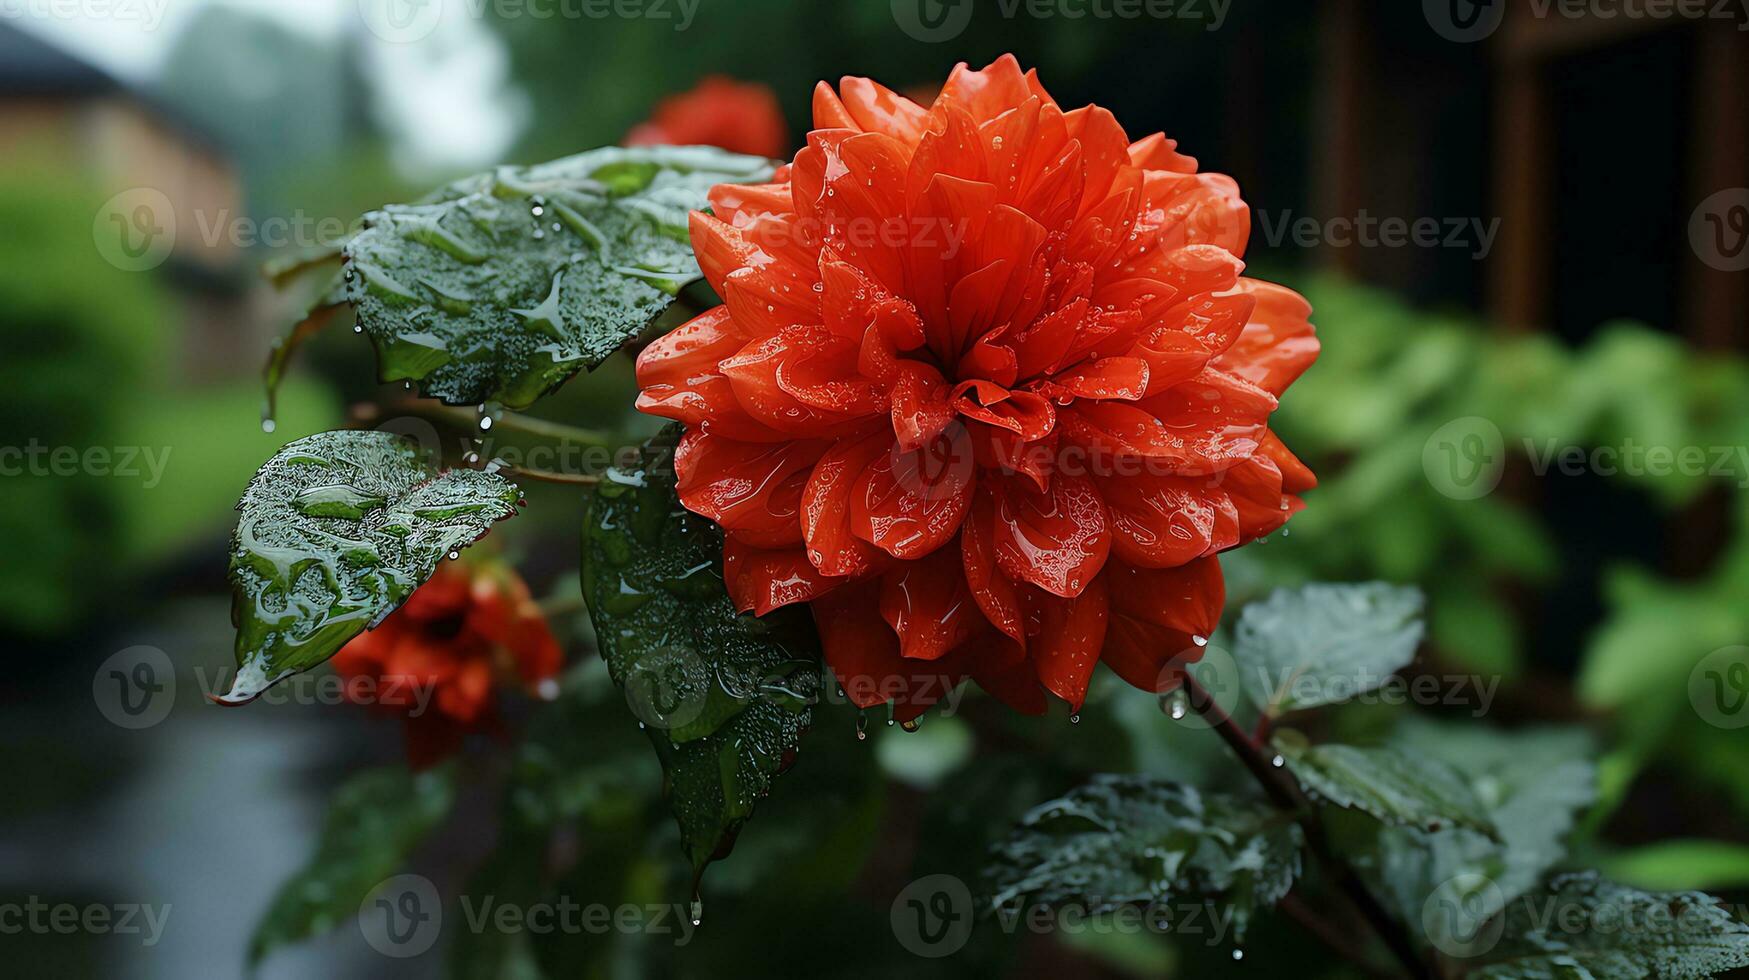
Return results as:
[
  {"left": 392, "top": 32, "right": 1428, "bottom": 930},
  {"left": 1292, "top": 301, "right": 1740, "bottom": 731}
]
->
[
  {"left": 1178, "top": 672, "right": 1432, "bottom": 979},
  {"left": 498, "top": 464, "right": 600, "bottom": 487}
]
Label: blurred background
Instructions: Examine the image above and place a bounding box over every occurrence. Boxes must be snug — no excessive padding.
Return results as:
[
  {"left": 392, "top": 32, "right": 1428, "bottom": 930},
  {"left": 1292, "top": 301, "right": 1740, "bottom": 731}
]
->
[{"left": 3, "top": 0, "right": 1748, "bottom": 976}]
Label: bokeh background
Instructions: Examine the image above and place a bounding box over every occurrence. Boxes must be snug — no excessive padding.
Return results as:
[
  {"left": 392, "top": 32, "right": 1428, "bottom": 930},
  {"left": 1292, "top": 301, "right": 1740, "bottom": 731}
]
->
[{"left": 4, "top": 0, "right": 1749, "bottom": 976}]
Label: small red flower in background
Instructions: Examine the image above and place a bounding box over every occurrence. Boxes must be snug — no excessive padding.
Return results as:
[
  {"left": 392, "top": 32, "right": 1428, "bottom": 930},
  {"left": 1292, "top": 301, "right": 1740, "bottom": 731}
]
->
[
  {"left": 332, "top": 558, "right": 562, "bottom": 768},
  {"left": 636, "top": 55, "right": 1319, "bottom": 721},
  {"left": 625, "top": 75, "right": 790, "bottom": 159}
]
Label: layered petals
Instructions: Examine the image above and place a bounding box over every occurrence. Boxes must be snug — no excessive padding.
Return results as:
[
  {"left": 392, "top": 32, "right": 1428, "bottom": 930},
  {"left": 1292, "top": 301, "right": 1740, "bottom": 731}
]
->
[{"left": 639, "top": 56, "right": 1318, "bottom": 719}]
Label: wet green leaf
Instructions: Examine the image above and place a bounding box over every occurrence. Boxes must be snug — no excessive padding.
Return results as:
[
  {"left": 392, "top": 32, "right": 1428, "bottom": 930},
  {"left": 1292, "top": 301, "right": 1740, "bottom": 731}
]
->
[
  {"left": 580, "top": 427, "right": 819, "bottom": 881},
  {"left": 343, "top": 145, "right": 773, "bottom": 408},
  {"left": 1363, "top": 720, "right": 1597, "bottom": 950},
  {"left": 1233, "top": 582, "right": 1426, "bottom": 715},
  {"left": 222, "top": 430, "right": 520, "bottom": 703},
  {"left": 985, "top": 775, "right": 1303, "bottom": 944},
  {"left": 1273, "top": 734, "right": 1496, "bottom": 836},
  {"left": 248, "top": 765, "right": 455, "bottom": 966},
  {"left": 1465, "top": 873, "right": 1749, "bottom": 979}
]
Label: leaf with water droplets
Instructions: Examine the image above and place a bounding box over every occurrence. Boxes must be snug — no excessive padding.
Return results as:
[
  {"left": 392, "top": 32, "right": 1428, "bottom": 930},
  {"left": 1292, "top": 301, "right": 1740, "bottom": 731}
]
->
[
  {"left": 223, "top": 430, "right": 521, "bottom": 703},
  {"left": 1271, "top": 732, "right": 1497, "bottom": 837},
  {"left": 343, "top": 145, "right": 775, "bottom": 408},
  {"left": 1468, "top": 873, "right": 1749, "bottom": 979},
  {"left": 1233, "top": 582, "right": 1426, "bottom": 715},
  {"left": 985, "top": 775, "right": 1303, "bottom": 944},
  {"left": 580, "top": 426, "right": 820, "bottom": 881}
]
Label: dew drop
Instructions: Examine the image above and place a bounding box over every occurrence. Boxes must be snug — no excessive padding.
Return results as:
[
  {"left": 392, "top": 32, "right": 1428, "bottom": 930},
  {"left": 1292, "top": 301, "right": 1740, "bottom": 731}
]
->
[
  {"left": 1192, "top": 634, "right": 1209, "bottom": 647},
  {"left": 899, "top": 719, "right": 920, "bottom": 733},
  {"left": 1271, "top": 755, "right": 1285, "bottom": 768},
  {"left": 447, "top": 550, "right": 460, "bottom": 561},
  {"left": 261, "top": 418, "right": 277, "bottom": 434},
  {"left": 1231, "top": 949, "right": 1244, "bottom": 961},
  {"left": 352, "top": 324, "right": 363, "bottom": 333},
  {"left": 689, "top": 899, "right": 703, "bottom": 927}
]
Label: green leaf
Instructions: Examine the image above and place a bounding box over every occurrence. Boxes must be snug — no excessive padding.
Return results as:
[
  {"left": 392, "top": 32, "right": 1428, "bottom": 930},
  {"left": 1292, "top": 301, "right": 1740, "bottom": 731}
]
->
[
  {"left": 985, "top": 775, "right": 1303, "bottom": 944},
  {"left": 580, "top": 427, "right": 819, "bottom": 880},
  {"left": 1363, "top": 720, "right": 1596, "bottom": 948},
  {"left": 1466, "top": 873, "right": 1749, "bottom": 979},
  {"left": 343, "top": 145, "right": 774, "bottom": 409},
  {"left": 1233, "top": 582, "right": 1426, "bottom": 715},
  {"left": 1273, "top": 733, "right": 1496, "bottom": 836},
  {"left": 221, "top": 430, "right": 521, "bottom": 703},
  {"left": 248, "top": 765, "right": 455, "bottom": 966}
]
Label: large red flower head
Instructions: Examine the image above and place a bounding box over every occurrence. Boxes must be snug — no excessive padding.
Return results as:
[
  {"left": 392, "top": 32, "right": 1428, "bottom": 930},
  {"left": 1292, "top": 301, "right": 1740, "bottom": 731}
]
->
[
  {"left": 636, "top": 55, "right": 1318, "bottom": 720},
  {"left": 625, "top": 75, "right": 791, "bottom": 159},
  {"left": 332, "top": 558, "right": 562, "bottom": 767}
]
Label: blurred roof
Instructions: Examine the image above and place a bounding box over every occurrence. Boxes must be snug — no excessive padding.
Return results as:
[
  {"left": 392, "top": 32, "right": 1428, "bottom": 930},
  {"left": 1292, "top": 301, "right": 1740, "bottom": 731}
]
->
[
  {"left": 0, "top": 20, "right": 120, "bottom": 96},
  {"left": 0, "top": 21, "right": 229, "bottom": 159}
]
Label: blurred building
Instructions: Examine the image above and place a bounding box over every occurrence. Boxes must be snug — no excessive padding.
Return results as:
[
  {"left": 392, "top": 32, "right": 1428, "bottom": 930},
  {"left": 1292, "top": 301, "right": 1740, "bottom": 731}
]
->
[
  {"left": 0, "top": 20, "right": 248, "bottom": 374},
  {"left": 1307, "top": 0, "right": 1747, "bottom": 350},
  {"left": 0, "top": 21, "right": 242, "bottom": 275}
]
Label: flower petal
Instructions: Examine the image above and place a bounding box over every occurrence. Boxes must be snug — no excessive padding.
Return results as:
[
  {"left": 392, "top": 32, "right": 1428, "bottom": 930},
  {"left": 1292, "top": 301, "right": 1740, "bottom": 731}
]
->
[
  {"left": 1212, "top": 280, "right": 1319, "bottom": 397},
  {"left": 723, "top": 539, "right": 840, "bottom": 615},
  {"left": 674, "top": 430, "right": 826, "bottom": 548},
  {"left": 1101, "top": 557, "right": 1224, "bottom": 692},
  {"left": 880, "top": 546, "right": 979, "bottom": 660},
  {"left": 852, "top": 430, "right": 976, "bottom": 560},
  {"left": 1028, "top": 575, "right": 1109, "bottom": 710},
  {"left": 991, "top": 470, "right": 1111, "bottom": 598}
]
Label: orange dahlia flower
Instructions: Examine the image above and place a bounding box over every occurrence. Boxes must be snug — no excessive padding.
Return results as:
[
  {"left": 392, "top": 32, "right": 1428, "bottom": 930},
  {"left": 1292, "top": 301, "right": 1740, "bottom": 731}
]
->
[
  {"left": 636, "top": 55, "right": 1318, "bottom": 720},
  {"left": 625, "top": 75, "right": 791, "bottom": 159},
  {"left": 332, "top": 559, "right": 562, "bottom": 768}
]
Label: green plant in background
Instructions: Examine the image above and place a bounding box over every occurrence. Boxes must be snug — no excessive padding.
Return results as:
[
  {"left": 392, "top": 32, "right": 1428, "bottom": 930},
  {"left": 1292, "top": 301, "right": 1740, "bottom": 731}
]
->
[{"left": 1239, "top": 274, "right": 1749, "bottom": 902}]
